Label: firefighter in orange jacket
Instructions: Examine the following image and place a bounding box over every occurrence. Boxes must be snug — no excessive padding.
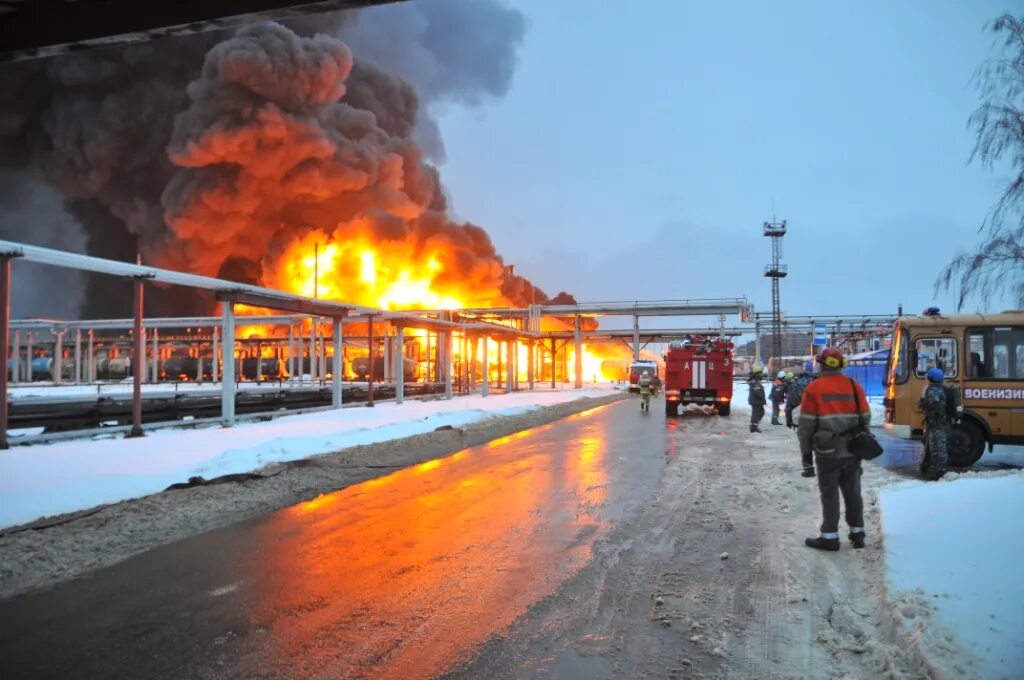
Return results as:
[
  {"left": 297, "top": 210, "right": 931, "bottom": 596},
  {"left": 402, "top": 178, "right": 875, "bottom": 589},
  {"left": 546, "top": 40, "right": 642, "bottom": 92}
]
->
[{"left": 798, "top": 348, "right": 871, "bottom": 552}]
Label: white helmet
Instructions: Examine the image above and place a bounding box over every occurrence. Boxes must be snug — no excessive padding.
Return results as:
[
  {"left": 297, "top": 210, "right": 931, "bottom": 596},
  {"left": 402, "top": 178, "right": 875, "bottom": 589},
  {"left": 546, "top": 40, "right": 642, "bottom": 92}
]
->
[{"left": 777, "top": 371, "right": 786, "bottom": 379}]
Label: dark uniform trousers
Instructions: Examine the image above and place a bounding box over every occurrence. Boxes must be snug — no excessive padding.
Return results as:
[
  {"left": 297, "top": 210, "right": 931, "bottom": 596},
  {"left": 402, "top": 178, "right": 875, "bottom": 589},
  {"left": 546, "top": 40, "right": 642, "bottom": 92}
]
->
[
  {"left": 750, "top": 404, "right": 765, "bottom": 428},
  {"left": 814, "top": 455, "right": 864, "bottom": 534}
]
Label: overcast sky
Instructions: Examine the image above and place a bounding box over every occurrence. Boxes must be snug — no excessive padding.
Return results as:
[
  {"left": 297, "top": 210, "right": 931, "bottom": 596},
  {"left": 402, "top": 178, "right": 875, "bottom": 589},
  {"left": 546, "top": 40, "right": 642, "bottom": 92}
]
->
[{"left": 418, "top": 0, "right": 1017, "bottom": 324}]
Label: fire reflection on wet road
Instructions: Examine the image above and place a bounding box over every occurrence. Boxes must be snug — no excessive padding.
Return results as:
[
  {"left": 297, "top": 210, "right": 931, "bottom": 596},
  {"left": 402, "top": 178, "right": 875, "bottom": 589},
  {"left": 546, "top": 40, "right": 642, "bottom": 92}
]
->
[
  {"left": 0, "top": 399, "right": 669, "bottom": 680},
  {"left": 245, "top": 412, "right": 616, "bottom": 678}
]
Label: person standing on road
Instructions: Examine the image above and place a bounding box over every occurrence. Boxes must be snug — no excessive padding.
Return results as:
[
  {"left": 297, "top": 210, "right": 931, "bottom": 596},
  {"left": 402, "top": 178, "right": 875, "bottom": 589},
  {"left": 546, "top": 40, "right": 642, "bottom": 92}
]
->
[
  {"left": 769, "top": 371, "right": 788, "bottom": 425},
  {"left": 748, "top": 366, "right": 766, "bottom": 433},
  {"left": 638, "top": 370, "right": 653, "bottom": 412},
  {"left": 917, "top": 367, "right": 960, "bottom": 480},
  {"left": 798, "top": 348, "right": 871, "bottom": 551},
  {"left": 785, "top": 370, "right": 815, "bottom": 431}
]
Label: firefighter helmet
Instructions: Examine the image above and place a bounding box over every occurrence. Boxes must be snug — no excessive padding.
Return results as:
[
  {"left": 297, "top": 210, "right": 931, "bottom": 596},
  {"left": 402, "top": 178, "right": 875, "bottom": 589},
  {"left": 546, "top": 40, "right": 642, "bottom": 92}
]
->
[
  {"left": 777, "top": 371, "right": 786, "bottom": 379},
  {"left": 926, "top": 367, "right": 944, "bottom": 382},
  {"left": 786, "top": 371, "right": 795, "bottom": 380},
  {"left": 817, "top": 347, "right": 845, "bottom": 369},
  {"left": 751, "top": 365, "right": 764, "bottom": 375}
]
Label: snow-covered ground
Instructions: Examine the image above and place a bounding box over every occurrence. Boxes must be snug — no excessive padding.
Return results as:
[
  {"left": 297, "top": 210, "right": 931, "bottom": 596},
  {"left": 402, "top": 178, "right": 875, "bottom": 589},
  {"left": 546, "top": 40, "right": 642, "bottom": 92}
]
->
[
  {"left": 0, "top": 384, "right": 619, "bottom": 530},
  {"left": 881, "top": 470, "right": 1024, "bottom": 678}
]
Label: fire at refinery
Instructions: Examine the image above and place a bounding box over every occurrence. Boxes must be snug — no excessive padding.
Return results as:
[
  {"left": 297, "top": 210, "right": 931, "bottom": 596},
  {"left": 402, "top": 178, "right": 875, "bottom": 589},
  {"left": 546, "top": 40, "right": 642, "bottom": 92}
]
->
[
  {"left": 1, "top": 15, "right": 632, "bottom": 384},
  {"left": 255, "top": 230, "right": 636, "bottom": 384}
]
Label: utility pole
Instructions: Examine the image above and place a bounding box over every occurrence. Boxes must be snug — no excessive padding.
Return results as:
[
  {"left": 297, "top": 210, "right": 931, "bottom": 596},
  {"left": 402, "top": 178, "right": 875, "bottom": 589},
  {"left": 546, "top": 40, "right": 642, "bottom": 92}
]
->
[{"left": 763, "top": 219, "right": 787, "bottom": 370}]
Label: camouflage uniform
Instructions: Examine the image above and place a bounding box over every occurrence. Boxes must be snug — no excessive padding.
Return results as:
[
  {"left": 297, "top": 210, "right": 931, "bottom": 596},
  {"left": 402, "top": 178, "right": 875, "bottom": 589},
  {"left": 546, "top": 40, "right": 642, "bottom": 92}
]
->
[
  {"left": 748, "top": 376, "right": 766, "bottom": 432},
  {"left": 785, "top": 373, "right": 815, "bottom": 428},
  {"left": 786, "top": 373, "right": 817, "bottom": 474},
  {"left": 917, "top": 383, "right": 950, "bottom": 479}
]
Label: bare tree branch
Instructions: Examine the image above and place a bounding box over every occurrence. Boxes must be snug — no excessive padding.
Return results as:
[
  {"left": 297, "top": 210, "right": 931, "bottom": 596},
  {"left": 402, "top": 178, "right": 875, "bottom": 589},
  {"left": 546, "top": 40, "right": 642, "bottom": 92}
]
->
[{"left": 938, "top": 13, "right": 1024, "bottom": 310}]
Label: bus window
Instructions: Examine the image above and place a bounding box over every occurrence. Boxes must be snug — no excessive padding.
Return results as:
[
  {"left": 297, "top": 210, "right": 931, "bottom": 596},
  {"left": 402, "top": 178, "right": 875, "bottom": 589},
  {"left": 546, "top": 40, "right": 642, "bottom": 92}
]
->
[
  {"left": 993, "top": 344, "right": 1009, "bottom": 379},
  {"left": 915, "top": 337, "right": 957, "bottom": 378},
  {"left": 967, "top": 330, "right": 991, "bottom": 379},
  {"left": 992, "top": 327, "right": 1024, "bottom": 379}
]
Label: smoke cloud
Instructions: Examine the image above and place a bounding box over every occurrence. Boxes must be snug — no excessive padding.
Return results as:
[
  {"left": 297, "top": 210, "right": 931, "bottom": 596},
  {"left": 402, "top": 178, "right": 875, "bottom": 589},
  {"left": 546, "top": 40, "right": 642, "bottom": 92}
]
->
[{"left": 0, "top": 0, "right": 566, "bottom": 317}]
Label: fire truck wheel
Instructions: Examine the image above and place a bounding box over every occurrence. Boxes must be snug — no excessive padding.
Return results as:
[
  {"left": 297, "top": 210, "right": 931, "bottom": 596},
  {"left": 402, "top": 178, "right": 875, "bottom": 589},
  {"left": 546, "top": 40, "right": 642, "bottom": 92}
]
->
[
  {"left": 718, "top": 403, "right": 731, "bottom": 417},
  {"left": 665, "top": 400, "right": 679, "bottom": 417},
  {"left": 947, "top": 420, "right": 985, "bottom": 468}
]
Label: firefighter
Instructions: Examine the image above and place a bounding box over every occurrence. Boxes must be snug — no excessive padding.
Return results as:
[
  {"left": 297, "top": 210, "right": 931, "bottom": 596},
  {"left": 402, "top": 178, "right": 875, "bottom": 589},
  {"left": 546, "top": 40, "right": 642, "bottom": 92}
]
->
[
  {"left": 798, "top": 348, "right": 871, "bottom": 551},
  {"left": 638, "top": 370, "right": 653, "bottom": 412},
  {"left": 917, "top": 367, "right": 960, "bottom": 480},
  {"left": 769, "top": 370, "right": 788, "bottom": 425},
  {"left": 748, "top": 366, "right": 766, "bottom": 432}
]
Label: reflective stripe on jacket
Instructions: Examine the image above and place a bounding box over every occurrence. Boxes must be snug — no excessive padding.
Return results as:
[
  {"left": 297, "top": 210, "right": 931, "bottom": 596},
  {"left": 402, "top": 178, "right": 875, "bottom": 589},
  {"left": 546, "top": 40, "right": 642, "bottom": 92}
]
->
[{"left": 797, "top": 371, "right": 871, "bottom": 458}]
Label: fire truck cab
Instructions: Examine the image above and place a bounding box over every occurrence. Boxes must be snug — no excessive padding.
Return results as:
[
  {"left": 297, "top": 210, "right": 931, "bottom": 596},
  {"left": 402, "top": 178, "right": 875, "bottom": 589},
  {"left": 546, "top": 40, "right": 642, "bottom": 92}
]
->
[
  {"left": 628, "top": 360, "right": 660, "bottom": 393},
  {"left": 664, "top": 335, "right": 735, "bottom": 416}
]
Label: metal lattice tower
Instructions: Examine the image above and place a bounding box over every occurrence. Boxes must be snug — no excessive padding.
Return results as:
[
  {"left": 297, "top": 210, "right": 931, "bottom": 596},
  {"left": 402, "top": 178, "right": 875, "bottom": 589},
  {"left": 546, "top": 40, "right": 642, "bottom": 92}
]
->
[{"left": 763, "top": 220, "right": 787, "bottom": 367}]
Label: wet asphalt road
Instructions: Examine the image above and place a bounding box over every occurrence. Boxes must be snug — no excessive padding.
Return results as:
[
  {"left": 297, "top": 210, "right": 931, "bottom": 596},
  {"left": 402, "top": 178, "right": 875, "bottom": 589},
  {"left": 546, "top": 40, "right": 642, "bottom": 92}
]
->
[{"left": 0, "top": 398, "right": 678, "bottom": 680}]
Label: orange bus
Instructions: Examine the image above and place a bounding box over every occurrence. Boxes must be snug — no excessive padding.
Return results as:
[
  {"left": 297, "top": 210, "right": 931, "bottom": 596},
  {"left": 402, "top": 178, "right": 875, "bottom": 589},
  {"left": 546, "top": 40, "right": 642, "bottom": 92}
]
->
[{"left": 883, "top": 310, "right": 1024, "bottom": 467}]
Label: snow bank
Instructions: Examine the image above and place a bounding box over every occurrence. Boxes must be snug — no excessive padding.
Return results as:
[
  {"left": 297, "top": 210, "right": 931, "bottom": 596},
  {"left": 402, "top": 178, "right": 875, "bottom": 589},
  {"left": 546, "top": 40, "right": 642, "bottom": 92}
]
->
[
  {"left": 0, "top": 385, "right": 619, "bottom": 530},
  {"left": 881, "top": 471, "right": 1024, "bottom": 678}
]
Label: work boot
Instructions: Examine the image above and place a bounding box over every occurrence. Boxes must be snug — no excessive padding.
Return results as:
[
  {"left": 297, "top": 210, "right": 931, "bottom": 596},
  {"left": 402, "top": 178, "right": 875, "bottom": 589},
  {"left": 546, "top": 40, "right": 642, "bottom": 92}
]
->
[
  {"left": 848, "top": 532, "right": 866, "bottom": 549},
  {"left": 805, "top": 536, "right": 840, "bottom": 551},
  {"left": 771, "top": 418, "right": 781, "bottom": 425},
  {"left": 750, "top": 425, "right": 761, "bottom": 433}
]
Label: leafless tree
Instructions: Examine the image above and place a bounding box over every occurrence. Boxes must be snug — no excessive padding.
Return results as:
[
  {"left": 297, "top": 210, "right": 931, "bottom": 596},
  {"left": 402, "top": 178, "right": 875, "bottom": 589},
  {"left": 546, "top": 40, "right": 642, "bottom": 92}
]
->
[{"left": 937, "top": 14, "right": 1024, "bottom": 310}]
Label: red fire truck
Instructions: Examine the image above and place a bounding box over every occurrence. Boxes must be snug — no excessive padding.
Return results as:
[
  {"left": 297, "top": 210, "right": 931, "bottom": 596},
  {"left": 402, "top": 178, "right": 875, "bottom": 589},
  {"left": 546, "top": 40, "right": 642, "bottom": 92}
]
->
[
  {"left": 628, "top": 359, "right": 660, "bottom": 392},
  {"left": 663, "top": 336, "right": 735, "bottom": 416}
]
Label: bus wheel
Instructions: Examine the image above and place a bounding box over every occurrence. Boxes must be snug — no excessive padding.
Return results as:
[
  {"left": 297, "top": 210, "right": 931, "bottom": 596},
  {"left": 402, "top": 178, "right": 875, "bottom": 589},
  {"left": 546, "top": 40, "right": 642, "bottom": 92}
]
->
[
  {"left": 718, "top": 403, "right": 731, "bottom": 417},
  {"left": 948, "top": 421, "right": 985, "bottom": 468}
]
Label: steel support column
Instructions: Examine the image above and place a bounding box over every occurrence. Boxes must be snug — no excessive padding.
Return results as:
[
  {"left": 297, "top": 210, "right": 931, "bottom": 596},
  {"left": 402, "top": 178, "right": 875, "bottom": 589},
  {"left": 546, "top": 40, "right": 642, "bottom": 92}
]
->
[
  {"left": 129, "top": 277, "right": 145, "bottom": 437},
  {"left": 221, "top": 302, "right": 236, "bottom": 426},
  {"left": 633, "top": 315, "right": 640, "bottom": 361},
  {"left": 87, "top": 330, "right": 94, "bottom": 382},
  {"left": 481, "top": 335, "right": 489, "bottom": 397},
  {"left": 11, "top": 330, "right": 19, "bottom": 383},
  {"left": 550, "top": 339, "right": 557, "bottom": 389},
  {"left": 319, "top": 326, "right": 327, "bottom": 381},
  {"left": 528, "top": 340, "right": 535, "bottom": 390},
  {"left": 211, "top": 326, "right": 218, "bottom": 382},
  {"left": 74, "top": 329, "right": 82, "bottom": 384},
  {"left": 491, "top": 333, "right": 499, "bottom": 387},
  {"left": 26, "top": 332, "right": 32, "bottom": 382},
  {"left": 468, "top": 334, "right": 477, "bottom": 392},
  {"left": 151, "top": 327, "right": 159, "bottom": 383},
  {"left": 506, "top": 340, "right": 514, "bottom": 394},
  {"left": 366, "top": 315, "right": 375, "bottom": 407},
  {"left": 310, "top": 319, "right": 318, "bottom": 382},
  {"left": 0, "top": 256, "right": 12, "bottom": 449},
  {"left": 754, "top": 321, "right": 762, "bottom": 367},
  {"left": 287, "top": 323, "right": 295, "bottom": 381},
  {"left": 332, "top": 316, "right": 343, "bottom": 409},
  {"left": 395, "top": 324, "right": 405, "bottom": 405},
  {"left": 574, "top": 314, "right": 583, "bottom": 389},
  {"left": 444, "top": 330, "right": 453, "bottom": 399},
  {"left": 53, "top": 331, "right": 63, "bottom": 385}
]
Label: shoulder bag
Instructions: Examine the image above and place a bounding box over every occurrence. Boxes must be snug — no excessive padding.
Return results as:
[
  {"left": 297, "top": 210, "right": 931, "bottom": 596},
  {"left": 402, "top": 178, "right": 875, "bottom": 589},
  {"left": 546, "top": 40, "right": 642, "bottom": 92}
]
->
[{"left": 842, "top": 378, "right": 884, "bottom": 460}]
